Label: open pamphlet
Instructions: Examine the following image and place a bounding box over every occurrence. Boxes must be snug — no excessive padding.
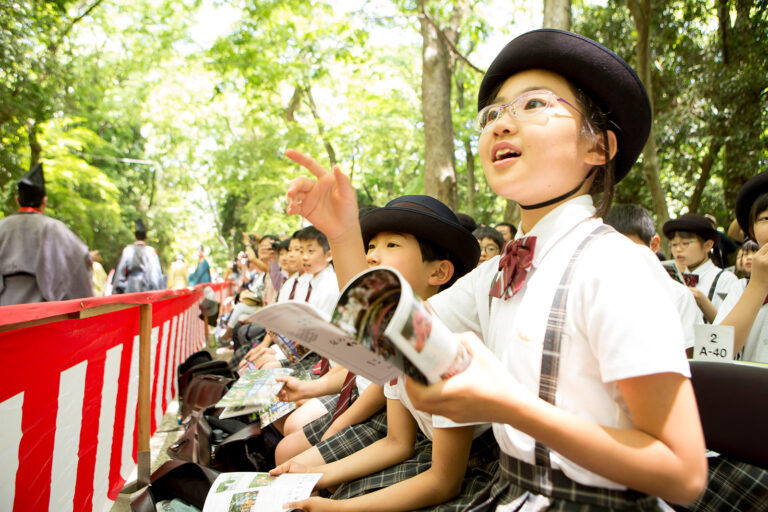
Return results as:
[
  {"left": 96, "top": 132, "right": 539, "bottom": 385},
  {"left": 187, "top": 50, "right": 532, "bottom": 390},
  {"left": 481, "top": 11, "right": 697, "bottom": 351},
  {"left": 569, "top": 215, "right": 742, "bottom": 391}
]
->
[
  {"left": 247, "top": 266, "right": 470, "bottom": 385},
  {"left": 215, "top": 368, "right": 310, "bottom": 427},
  {"left": 661, "top": 260, "right": 686, "bottom": 285},
  {"left": 202, "top": 472, "right": 322, "bottom": 512}
]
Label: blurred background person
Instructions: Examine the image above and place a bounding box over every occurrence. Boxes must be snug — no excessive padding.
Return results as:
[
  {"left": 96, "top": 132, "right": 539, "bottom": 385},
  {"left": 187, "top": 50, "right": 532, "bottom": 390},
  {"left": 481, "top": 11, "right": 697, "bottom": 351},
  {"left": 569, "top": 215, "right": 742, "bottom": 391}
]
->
[
  {"left": 0, "top": 163, "right": 92, "bottom": 305},
  {"left": 167, "top": 253, "right": 188, "bottom": 289},
  {"left": 91, "top": 250, "right": 107, "bottom": 296}
]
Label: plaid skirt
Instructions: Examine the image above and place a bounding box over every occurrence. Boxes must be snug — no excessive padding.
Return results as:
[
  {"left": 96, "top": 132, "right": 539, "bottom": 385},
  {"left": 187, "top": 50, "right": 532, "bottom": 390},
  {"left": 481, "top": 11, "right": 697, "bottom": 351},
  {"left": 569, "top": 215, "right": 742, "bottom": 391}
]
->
[
  {"left": 316, "top": 408, "right": 388, "bottom": 463},
  {"left": 331, "top": 427, "right": 499, "bottom": 511},
  {"left": 679, "top": 455, "right": 768, "bottom": 512},
  {"left": 280, "top": 352, "right": 322, "bottom": 378},
  {"left": 302, "top": 389, "right": 361, "bottom": 445},
  {"left": 460, "top": 453, "right": 662, "bottom": 512}
]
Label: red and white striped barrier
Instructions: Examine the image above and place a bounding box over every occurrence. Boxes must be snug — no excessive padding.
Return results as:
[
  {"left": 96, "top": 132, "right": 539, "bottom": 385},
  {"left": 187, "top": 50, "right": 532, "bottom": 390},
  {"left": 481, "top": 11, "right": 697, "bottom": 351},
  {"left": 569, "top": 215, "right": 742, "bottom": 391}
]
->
[{"left": 0, "top": 283, "right": 230, "bottom": 512}]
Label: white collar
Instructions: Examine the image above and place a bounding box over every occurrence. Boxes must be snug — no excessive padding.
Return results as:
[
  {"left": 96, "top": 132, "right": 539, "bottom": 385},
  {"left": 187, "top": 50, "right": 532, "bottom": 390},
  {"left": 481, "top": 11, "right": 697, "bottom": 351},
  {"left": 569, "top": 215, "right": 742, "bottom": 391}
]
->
[{"left": 516, "top": 195, "right": 596, "bottom": 268}]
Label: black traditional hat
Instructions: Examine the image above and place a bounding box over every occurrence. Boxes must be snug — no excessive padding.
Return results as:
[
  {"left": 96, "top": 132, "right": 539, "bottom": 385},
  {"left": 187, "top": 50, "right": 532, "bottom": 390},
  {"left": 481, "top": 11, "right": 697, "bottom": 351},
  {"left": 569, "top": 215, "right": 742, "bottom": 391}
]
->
[
  {"left": 360, "top": 195, "right": 480, "bottom": 281},
  {"left": 477, "top": 29, "right": 651, "bottom": 183},
  {"left": 134, "top": 218, "right": 147, "bottom": 234},
  {"left": 663, "top": 213, "right": 719, "bottom": 244},
  {"left": 735, "top": 171, "right": 768, "bottom": 236},
  {"left": 17, "top": 162, "right": 46, "bottom": 205}
]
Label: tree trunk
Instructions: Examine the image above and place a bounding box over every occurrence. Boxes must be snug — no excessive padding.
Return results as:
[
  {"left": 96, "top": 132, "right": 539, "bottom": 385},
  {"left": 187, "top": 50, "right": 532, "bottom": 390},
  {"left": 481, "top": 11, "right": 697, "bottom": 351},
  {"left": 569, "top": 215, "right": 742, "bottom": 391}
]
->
[
  {"left": 418, "top": 0, "right": 457, "bottom": 210},
  {"left": 27, "top": 118, "right": 41, "bottom": 168},
  {"left": 627, "top": 0, "right": 670, "bottom": 239},
  {"left": 543, "top": 0, "right": 571, "bottom": 30},
  {"left": 689, "top": 136, "right": 723, "bottom": 214}
]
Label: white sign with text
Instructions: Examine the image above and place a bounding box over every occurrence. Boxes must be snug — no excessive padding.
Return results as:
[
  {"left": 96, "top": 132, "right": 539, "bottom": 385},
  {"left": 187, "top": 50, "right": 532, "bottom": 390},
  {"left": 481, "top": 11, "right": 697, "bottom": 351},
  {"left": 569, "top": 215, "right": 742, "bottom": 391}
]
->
[{"left": 693, "top": 324, "right": 735, "bottom": 361}]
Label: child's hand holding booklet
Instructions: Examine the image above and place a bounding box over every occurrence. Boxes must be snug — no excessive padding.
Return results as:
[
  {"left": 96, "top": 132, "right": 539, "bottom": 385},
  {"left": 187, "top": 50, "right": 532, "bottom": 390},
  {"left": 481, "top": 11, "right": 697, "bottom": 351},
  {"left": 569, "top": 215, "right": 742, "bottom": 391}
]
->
[{"left": 246, "top": 266, "right": 471, "bottom": 385}]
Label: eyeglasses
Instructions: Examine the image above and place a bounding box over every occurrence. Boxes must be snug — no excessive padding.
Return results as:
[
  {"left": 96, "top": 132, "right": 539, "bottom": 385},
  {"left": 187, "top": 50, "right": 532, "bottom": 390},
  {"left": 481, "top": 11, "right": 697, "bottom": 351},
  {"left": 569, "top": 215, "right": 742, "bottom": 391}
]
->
[
  {"left": 479, "top": 244, "right": 500, "bottom": 255},
  {"left": 475, "top": 89, "right": 585, "bottom": 132},
  {"left": 669, "top": 240, "right": 697, "bottom": 251}
]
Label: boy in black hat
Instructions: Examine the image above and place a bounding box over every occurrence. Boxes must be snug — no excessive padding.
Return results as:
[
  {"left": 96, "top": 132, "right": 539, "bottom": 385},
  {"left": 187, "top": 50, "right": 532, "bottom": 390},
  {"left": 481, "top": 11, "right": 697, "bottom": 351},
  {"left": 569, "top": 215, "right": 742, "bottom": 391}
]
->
[
  {"left": 112, "top": 218, "right": 164, "bottom": 293},
  {"left": 0, "top": 163, "right": 93, "bottom": 305},
  {"left": 271, "top": 195, "right": 496, "bottom": 511},
  {"left": 282, "top": 28, "right": 705, "bottom": 509},
  {"left": 663, "top": 213, "right": 739, "bottom": 323}
]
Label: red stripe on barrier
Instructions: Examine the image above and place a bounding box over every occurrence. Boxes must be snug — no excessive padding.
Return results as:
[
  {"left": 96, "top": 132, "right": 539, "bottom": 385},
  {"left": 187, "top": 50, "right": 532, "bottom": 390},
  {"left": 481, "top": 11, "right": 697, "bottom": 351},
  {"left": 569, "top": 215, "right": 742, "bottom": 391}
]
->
[
  {"left": 108, "top": 322, "right": 136, "bottom": 500},
  {"left": 73, "top": 356, "right": 105, "bottom": 510}
]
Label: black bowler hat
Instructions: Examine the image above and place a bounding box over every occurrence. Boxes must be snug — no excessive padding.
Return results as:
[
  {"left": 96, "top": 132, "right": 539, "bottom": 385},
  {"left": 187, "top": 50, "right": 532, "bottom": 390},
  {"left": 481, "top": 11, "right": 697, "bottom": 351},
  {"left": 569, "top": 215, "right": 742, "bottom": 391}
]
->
[
  {"left": 134, "top": 218, "right": 147, "bottom": 234},
  {"left": 663, "top": 213, "right": 719, "bottom": 244},
  {"left": 477, "top": 29, "right": 651, "bottom": 183},
  {"left": 360, "top": 195, "right": 480, "bottom": 282},
  {"left": 735, "top": 171, "right": 768, "bottom": 236},
  {"left": 17, "top": 162, "right": 46, "bottom": 205}
]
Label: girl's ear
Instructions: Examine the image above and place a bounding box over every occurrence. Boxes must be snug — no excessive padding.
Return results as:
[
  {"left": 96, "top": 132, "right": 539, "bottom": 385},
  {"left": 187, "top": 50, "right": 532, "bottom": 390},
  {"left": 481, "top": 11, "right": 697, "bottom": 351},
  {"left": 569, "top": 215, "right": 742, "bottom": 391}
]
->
[
  {"left": 428, "top": 260, "right": 454, "bottom": 287},
  {"left": 584, "top": 130, "right": 618, "bottom": 166},
  {"left": 325, "top": 249, "right": 333, "bottom": 262},
  {"left": 703, "top": 239, "right": 714, "bottom": 252}
]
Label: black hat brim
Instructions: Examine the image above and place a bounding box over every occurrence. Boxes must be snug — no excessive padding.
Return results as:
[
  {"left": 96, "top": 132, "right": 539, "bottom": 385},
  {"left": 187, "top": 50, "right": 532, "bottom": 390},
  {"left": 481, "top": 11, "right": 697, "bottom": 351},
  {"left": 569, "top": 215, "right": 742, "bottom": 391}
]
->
[
  {"left": 735, "top": 172, "right": 768, "bottom": 236},
  {"left": 662, "top": 218, "right": 719, "bottom": 244},
  {"left": 477, "top": 29, "right": 651, "bottom": 183},
  {"left": 360, "top": 206, "right": 480, "bottom": 279}
]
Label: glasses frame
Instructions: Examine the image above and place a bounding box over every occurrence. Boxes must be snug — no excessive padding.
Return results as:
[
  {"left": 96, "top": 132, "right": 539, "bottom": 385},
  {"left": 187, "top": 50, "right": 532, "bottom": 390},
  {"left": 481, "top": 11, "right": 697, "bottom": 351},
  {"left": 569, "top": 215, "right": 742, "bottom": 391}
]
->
[
  {"left": 668, "top": 240, "right": 698, "bottom": 251},
  {"left": 475, "top": 89, "right": 586, "bottom": 133}
]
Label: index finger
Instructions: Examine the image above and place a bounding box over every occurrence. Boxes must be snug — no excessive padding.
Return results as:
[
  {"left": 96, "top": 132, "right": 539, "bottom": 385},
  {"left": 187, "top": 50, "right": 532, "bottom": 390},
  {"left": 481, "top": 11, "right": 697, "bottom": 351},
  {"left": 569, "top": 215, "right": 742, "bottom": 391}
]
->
[{"left": 286, "top": 149, "right": 330, "bottom": 179}]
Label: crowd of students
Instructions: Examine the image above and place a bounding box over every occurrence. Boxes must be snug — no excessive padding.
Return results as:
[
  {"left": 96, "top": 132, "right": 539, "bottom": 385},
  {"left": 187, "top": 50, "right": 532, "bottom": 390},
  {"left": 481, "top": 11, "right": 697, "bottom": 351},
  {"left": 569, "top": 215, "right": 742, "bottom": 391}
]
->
[{"left": 208, "top": 28, "right": 768, "bottom": 512}]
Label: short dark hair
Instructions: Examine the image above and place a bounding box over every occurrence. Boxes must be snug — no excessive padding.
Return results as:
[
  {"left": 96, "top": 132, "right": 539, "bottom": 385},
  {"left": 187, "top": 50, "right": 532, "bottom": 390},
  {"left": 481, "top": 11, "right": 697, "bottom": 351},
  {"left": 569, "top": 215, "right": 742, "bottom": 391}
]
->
[
  {"left": 494, "top": 222, "right": 517, "bottom": 237},
  {"left": 473, "top": 226, "right": 505, "bottom": 251},
  {"left": 296, "top": 226, "right": 330, "bottom": 252},
  {"left": 749, "top": 193, "right": 768, "bottom": 239},
  {"left": 135, "top": 231, "right": 147, "bottom": 241},
  {"left": 415, "top": 236, "right": 461, "bottom": 289},
  {"left": 604, "top": 204, "right": 655, "bottom": 246}
]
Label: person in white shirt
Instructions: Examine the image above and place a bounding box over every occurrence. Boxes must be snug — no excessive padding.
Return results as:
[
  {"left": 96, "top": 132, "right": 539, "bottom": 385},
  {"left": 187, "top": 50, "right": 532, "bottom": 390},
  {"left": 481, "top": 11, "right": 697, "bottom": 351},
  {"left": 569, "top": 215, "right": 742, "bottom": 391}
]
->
[
  {"left": 278, "top": 29, "right": 708, "bottom": 509},
  {"left": 604, "top": 204, "right": 699, "bottom": 356},
  {"left": 663, "top": 213, "right": 740, "bottom": 323}
]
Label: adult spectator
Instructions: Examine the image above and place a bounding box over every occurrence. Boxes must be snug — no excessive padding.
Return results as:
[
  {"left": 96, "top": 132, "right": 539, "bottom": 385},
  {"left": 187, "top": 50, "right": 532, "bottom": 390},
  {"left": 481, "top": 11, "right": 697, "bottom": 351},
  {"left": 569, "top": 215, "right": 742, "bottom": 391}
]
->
[
  {"left": 167, "top": 253, "right": 188, "bottom": 289},
  {"left": 188, "top": 246, "right": 211, "bottom": 286},
  {"left": 0, "top": 163, "right": 92, "bottom": 305},
  {"left": 494, "top": 221, "right": 516, "bottom": 242},
  {"left": 91, "top": 250, "right": 108, "bottom": 296},
  {"left": 112, "top": 219, "right": 164, "bottom": 293}
]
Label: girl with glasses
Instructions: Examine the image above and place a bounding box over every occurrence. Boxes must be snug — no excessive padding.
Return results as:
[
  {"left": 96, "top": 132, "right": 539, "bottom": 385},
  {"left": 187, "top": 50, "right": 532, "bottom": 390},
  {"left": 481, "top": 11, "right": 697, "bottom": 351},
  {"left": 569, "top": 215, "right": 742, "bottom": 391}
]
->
[{"left": 283, "top": 29, "right": 706, "bottom": 511}]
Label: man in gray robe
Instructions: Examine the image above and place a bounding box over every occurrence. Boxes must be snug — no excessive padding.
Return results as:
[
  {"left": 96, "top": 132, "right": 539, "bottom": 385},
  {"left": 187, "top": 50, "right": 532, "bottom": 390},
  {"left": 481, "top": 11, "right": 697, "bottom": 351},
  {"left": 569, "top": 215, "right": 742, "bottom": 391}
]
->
[
  {"left": 112, "top": 219, "right": 164, "bottom": 293},
  {"left": 0, "top": 163, "right": 93, "bottom": 305}
]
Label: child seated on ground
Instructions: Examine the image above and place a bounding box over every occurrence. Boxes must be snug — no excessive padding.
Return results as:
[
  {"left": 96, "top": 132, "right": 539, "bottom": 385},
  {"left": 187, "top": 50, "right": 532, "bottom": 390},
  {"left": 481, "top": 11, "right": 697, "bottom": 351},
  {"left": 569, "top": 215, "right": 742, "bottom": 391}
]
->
[
  {"left": 282, "top": 28, "right": 706, "bottom": 510},
  {"left": 663, "top": 213, "right": 739, "bottom": 323},
  {"left": 272, "top": 193, "right": 498, "bottom": 511}
]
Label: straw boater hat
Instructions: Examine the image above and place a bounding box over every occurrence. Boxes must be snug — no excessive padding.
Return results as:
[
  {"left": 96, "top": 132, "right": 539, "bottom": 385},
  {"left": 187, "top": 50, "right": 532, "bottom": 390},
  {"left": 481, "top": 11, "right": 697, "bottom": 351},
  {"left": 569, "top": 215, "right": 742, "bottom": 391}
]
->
[
  {"left": 735, "top": 171, "right": 768, "bottom": 236},
  {"left": 477, "top": 29, "right": 651, "bottom": 184},
  {"left": 360, "top": 195, "right": 480, "bottom": 281},
  {"left": 662, "top": 213, "right": 719, "bottom": 244}
]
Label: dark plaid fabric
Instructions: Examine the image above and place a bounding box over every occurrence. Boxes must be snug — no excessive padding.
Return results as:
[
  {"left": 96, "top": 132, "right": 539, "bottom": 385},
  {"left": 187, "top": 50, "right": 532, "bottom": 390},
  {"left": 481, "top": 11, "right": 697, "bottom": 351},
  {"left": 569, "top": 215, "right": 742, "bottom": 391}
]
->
[
  {"left": 331, "top": 431, "right": 433, "bottom": 500},
  {"left": 460, "top": 453, "right": 661, "bottom": 512},
  {"left": 316, "top": 409, "right": 388, "bottom": 463},
  {"left": 678, "top": 456, "right": 768, "bottom": 512},
  {"left": 279, "top": 352, "right": 322, "bottom": 378},
  {"left": 413, "top": 428, "right": 499, "bottom": 512},
  {"left": 331, "top": 428, "right": 499, "bottom": 510},
  {"left": 302, "top": 388, "right": 361, "bottom": 445},
  {"left": 535, "top": 225, "right": 611, "bottom": 467}
]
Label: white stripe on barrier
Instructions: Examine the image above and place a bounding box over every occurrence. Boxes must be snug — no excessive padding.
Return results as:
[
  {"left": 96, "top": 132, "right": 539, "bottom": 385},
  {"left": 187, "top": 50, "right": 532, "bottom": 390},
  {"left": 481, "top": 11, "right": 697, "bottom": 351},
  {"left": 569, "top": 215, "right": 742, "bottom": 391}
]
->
[
  {"left": 121, "top": 335, "right": 140, "bottom": 477},
  {"left": 91, "top": 345, "right": 123, "bottom": 512},
  {"left": 155, "top": 322, "right": 169, "bottom": 423},
  {"left": 49, "top": 360, "right": 88, "bottom": 512},
  {"left": 0, "top": 392, "right": 24, "bottom": 511},
  {"left": 150, "top": 325, "right": 159, "bottom": 427},
  {"left": 165, "top": 315, "right": 178, "bottom": 405}
]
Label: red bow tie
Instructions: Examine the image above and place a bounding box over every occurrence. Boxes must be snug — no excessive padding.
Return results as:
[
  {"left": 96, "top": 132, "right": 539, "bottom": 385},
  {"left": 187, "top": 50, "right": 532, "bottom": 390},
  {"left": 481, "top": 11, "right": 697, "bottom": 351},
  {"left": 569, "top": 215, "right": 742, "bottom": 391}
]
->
[
  {"left": 683, "top": 273, "right": 699, "bottom": 288},
  {"left": 490, "top": 237, "right": 537, "bottom": 300}
]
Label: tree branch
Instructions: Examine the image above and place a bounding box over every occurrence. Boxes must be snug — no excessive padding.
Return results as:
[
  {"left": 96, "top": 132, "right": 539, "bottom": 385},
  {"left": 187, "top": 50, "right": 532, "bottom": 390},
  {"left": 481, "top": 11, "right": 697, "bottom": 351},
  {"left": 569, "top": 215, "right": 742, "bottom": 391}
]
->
[{"left": 418, "top": 6, "right": 484, "bottom": 74}]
